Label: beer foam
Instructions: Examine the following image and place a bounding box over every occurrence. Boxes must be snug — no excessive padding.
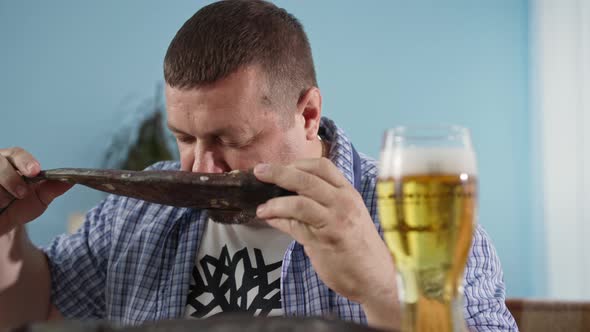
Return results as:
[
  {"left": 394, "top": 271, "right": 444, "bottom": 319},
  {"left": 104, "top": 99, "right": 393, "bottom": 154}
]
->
[{"left": 379, "top": 147, "right": 477, "bottom": 178}]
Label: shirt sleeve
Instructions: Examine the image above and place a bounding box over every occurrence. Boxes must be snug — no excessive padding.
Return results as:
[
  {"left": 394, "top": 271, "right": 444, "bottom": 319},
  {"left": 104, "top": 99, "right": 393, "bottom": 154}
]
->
[
  {"left": 42, "top": 195, "right": 117, "bottom": 319},
  {"left": 464, "top": 225, "right": 519, "bottom": 331}
]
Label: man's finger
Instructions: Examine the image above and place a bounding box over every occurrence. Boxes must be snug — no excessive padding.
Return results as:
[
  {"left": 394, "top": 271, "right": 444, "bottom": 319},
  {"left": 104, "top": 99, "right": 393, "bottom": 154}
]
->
[
  {"left": 0, "top": 147, "right": 41, "bottom": 177},
  {"left": 257, "top": 195, "right": 329, "bottom": 229},
  {"left": 264, "top": 217, "right": 315, "bottom": 246},
  {"left": 0, "top": 194, "right": 43, "bottom": 234},
  {"left": 0, "top": 181, "right": 73, "bottom": 233},
  {"left": 254, "top": 163, "right": 336, "bottom": 206},
  {"left": 0, "top": 187, "right": 15, "bottom": 209},
  {"left": 0, "top": 156, "right": 29, "bottom": 199},
  {"left": 289, "top": 157, "right": 350, "bottom": 189}
]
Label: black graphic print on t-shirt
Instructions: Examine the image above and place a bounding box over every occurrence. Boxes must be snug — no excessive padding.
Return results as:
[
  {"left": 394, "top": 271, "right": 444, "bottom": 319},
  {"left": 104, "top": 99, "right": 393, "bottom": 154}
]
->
[{"left": 186, "top": 245, "right": 282, "bottom": 318}]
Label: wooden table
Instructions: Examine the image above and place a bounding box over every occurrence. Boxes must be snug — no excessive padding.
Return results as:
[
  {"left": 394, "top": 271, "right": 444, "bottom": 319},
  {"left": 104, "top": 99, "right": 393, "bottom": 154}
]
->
[{"left": 507, "top": 298, "right": 590, "bottom": 332}]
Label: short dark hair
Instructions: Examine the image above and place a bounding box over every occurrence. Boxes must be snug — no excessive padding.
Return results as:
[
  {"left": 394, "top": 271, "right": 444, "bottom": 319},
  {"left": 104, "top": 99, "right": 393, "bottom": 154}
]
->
[{"left": 164, "top": 0, "right": 317, "bottom": 101}]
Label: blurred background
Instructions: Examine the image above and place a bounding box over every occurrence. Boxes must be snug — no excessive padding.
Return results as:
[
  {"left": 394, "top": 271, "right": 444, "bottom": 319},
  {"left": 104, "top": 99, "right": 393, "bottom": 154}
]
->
[{"left": 0, "top": 0, "right": 587, "bottom": 301}]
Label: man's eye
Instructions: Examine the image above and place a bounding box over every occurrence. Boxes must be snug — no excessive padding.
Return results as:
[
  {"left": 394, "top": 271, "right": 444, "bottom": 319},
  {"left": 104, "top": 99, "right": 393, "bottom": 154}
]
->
[
  {"left": 217, "top": 137, "right": 245, "bottom": 148},
  {"left": 177, "top": 136, "right": 195, "bottom": 144}
]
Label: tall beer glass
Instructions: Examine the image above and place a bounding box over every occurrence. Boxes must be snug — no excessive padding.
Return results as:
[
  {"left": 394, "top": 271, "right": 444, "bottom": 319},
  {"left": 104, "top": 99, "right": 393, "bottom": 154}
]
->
[{"left": 377, "top": 126, "right": 477, "bottom": 332}]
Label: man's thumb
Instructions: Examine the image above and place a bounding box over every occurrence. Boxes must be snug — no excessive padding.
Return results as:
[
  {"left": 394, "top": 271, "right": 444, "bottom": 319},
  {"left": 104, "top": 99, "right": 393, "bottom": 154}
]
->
[{"left": 36, "top": 181, "right": 73, "bottom": 206}]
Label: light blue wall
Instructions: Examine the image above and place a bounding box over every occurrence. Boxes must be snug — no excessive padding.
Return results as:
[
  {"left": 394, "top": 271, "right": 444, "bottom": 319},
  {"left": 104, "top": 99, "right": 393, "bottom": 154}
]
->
[{"left": 0, "top": 1, "right": 538, "bottom": 297}]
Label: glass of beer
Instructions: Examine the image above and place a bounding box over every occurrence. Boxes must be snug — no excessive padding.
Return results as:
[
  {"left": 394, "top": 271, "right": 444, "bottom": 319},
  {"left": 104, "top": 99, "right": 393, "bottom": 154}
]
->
[{"left": 377, "top": 125, "right": 477, "bottom": 332}]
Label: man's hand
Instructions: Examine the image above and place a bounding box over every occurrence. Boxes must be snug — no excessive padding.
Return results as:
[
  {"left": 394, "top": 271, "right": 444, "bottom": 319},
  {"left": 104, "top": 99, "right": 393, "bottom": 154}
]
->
[
  {"left": 0, "top": 147, "right": 72, "bottom": 236},
  {"left": 254, "top": 158, "right": 401, "bottom": 330}
]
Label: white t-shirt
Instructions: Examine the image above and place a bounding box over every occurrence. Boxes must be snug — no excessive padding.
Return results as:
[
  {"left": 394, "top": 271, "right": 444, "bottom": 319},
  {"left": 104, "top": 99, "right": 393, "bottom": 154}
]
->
[{"left": 185, "top": 218, "right": 293, "bottom": 319}]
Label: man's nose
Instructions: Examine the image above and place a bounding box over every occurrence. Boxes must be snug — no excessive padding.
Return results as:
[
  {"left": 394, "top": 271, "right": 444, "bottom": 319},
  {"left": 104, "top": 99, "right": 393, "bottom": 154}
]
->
[{"left": 192, "top": 144, "right": 225, "bottom": 173}]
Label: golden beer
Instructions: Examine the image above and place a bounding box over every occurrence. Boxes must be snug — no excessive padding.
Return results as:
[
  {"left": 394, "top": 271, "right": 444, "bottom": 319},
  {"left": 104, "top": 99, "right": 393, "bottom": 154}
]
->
[
  {"left": 377, "top": 174, "right": 476, "bottom": 332},
  {"left": 378, "top": 127, "right": 477, "bottom": 332}
]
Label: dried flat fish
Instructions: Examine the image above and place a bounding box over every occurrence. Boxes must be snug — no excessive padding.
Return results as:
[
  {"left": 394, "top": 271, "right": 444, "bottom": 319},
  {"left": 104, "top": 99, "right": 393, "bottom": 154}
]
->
[{"left": 26, "top": 168, "right": 293, "bottom": 211}]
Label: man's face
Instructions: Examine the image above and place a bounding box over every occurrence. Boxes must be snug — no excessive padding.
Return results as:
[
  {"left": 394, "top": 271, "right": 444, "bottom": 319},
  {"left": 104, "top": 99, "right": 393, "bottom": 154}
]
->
[{"left": 165, "top": 66, "right": 313, "bottom": 173}]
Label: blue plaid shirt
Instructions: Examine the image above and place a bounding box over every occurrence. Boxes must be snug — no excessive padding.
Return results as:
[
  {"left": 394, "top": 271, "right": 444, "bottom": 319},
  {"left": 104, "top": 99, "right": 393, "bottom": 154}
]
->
[{"left": 44, "top": 117, "right": 517, "bottom": 331}]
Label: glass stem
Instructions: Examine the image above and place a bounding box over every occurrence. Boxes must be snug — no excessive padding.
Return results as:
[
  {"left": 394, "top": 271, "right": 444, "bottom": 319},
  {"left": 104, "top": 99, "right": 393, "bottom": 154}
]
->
[{"left": 401, "top": 296, "right": 467, "bottom": 332}]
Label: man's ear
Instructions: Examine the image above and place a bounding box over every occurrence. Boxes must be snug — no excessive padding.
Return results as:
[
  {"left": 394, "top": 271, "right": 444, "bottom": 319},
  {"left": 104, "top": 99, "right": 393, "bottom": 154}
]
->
[{"left": 296, "top": 87, "right": 323, "bottom": 141}]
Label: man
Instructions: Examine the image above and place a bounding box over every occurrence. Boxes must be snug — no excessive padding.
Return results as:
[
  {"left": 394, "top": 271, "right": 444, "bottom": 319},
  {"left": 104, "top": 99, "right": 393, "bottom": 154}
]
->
[{"left": 0, "top": 1, "right": 517, "bottom": 330}]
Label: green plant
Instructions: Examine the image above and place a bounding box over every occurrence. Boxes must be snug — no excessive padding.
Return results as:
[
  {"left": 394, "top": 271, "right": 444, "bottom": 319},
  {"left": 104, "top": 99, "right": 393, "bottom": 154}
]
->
[{"left": 103, "top": 83, "right": 178, "bottom": 171}]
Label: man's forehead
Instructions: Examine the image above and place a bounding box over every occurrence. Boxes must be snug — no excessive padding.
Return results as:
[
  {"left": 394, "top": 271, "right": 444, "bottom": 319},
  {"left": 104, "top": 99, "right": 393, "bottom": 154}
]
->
[
  {"left": 169, "top": 90, "right": 272, "bottom": 115},
  {"left": 167, "top": 119, "right": 251, "bottom": 137}
]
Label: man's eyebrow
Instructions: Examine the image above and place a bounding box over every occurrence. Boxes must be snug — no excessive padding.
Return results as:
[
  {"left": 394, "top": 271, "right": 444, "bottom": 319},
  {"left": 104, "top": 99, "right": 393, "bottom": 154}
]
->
[
  {"left": 167, "top": 123, "right": 190, "bottom": 135},
  {"left": 167, "top": 123, "right": 240, "bottom": 137}
]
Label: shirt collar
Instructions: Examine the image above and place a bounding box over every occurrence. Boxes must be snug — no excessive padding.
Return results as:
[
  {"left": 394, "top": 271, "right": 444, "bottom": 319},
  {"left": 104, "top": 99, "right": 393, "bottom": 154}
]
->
[{"left": 319, "top": 117, "right": 356, "bottom": 188}]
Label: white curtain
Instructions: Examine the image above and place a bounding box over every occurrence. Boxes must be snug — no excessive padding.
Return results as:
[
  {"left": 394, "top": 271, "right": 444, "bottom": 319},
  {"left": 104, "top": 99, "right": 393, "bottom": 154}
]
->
[{"left": 532, "top": 0, "right": 590, "bottom": 299}]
